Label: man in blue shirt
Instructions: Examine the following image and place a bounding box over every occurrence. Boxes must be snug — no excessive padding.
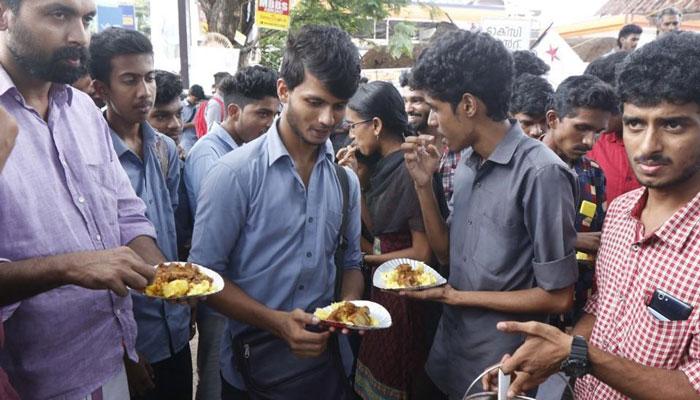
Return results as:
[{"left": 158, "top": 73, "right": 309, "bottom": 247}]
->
[
  {"left": 185, "top": 65, "right": 279, "bottom": 214},
  {"left": 181, "top": 84, "right": 206, "bottom": 153},
  {"left": 189, "top": 25, "right": 364, "bottom": 399},
  {"left": 185, "top": 65, "right": 278, "bottom": 400},
  {"left": 91, "top": 28, "right": 192, "bottom": 400}
]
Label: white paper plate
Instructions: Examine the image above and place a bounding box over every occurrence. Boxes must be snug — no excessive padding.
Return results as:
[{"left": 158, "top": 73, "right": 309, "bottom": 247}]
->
[
  {"left": 144, "top": 262, "right": 224, "bottom": 299},
  {"left": 373, "top": 258, "right": 447, "bottom": 291},
  {"left": 314, "top": 300, "right": 392, "bottom": 330}
]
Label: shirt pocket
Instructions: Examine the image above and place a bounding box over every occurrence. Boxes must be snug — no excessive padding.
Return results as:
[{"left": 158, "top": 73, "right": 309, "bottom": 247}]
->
[
  {"left": 632, "top": 306, "right": 694, "bottom": 367},
  {"left": 472, "top": 197, "right": 523, "bottom": 275},
  {"left": 85, "top": 162, "right": 119, "bottom": 228}
]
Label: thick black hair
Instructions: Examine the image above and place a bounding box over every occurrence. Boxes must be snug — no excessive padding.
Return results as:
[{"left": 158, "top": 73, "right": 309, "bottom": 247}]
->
[
  {"left": 510, "top": 73, "right": 554, "bottom": 118},
  {"left": 513, "top": 50, "right": 550, "bottom": 77},
  {"left": 618, "top": 31, "right": 700, "bottom": 107},
  {"left": 89, "top": 27, "right": 153, "bottom": 83},
  {"left": 280, "top": 25, "right": 361, "bottom": 100},
  {"left": 399, "top": 70, "right": 411, "bottom": 88},
  {"left": 584, "top": 51, "right": 629, "bottom": 87},
  {"left": 410, "top": 30, "right": 513, "bottom": 121},
  {"left": 347, "top": 81, "right": 408, "bottom": 139},
  {"left": 189, "top": 84, "right": 206, "bottom": 101},
  {"left": 154, "top": 70, "right": 182, "bottom": 107},
  {"left": 549, "top": 75, "right": 619, "bottom": 119},
  {"left": 617, "top": 24, "right": 642, "bottom": 48},
  {"left": 219, "top": 65, "right": 278, "bottom": 109}
]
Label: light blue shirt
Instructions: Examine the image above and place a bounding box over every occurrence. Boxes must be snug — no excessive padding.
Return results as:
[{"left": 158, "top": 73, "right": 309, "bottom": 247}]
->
[
  {"left": 110, "top": 122, "right": 191, "bottom": 363},
  {"left": 188, "top": 119, "right": 362, "bottom": 388},
  {"left": 184, "top": 122, "right": 239, "bottom": 214}
]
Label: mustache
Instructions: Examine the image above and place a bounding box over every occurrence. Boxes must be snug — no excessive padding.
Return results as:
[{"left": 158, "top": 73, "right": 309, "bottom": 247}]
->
[
  {"left": 51, "top": 46, "right": 89, "bottom": 63},
  {"left": 634, "top": 154, "right": 672, "bottom": 165}
]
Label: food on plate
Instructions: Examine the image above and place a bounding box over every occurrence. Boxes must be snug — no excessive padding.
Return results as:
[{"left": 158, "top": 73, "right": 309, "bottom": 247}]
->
[
  {"left": 144, "top": 262, "right": 213, "bottom": 298},
  {"left": 314, "top": 301, "right": 378, "bottom": 327},
  {"left": 382, "top": 263, "right": 437, "bottom": 289}
]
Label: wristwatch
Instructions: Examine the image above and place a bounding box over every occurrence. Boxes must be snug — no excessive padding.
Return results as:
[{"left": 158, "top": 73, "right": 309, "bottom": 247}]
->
[{"left": 560, "top": 335, "right": 591, "bottom": 378}]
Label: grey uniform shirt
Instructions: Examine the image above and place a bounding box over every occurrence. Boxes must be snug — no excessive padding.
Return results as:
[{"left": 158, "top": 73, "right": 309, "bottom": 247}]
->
[{"left": 426, "top": 122, "right": 579, "bottom": 399}]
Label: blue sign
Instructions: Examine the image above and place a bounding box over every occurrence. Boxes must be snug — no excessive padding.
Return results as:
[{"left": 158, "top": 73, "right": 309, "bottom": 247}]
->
[{"left": 97, "top": 4, "right": 136, "bottom": 32}]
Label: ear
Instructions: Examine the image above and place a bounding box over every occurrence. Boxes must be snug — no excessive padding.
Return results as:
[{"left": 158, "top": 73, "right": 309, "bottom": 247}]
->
[
  {"left": 545, "top": 109, "right": 559, "bottom": 131},
  {"left": 372, "top": 117, "right": 383, "bottom": 136},
  {"left": 459, "top": 93, "right": 478, "bottom": 118},
  {"left": 277, "top": 78, "right": 289, "bottom": 104},
  {"left": 227, "top": 103, "right": 241, "bottom": 121},
  {"left": 92, "top": 80, "right": 109, "bottom": 102},
  {"left": 0, "top": 4, "right": 13, "bottom": 31}
]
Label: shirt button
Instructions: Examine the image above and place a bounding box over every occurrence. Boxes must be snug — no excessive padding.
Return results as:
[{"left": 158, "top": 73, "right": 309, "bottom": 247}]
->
[
  {"left": 306, "top": 252, "right": 312, "bottom": 258},
  {"left": 308, "top": 217, "right": 314, "bottom": 223},
  {"left": 78, "top": 196, "right": 85, "bottom": 203},
  {"left": 116, "top": 309, "right": 121, "bottom": 315},
  {"left": 96, "top": 234, "right": 102, "bottom": 241},
  {"left": 467, "top": 220, "right": 472, "bottom": 225},
  {"left": 632, "top": 244, "right": 640, "bottom": 251}
]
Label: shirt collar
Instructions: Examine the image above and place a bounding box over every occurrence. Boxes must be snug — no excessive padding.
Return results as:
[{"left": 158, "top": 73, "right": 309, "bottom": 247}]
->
[
  {"left": 210, "top": 123, "right": 239, "bottom": 152},
  {"left": 464, "top": 120, "right": 524, "bottom": 168},
  {"left": 629, "top": 188, "right": 700, "bottom": 252},
  {"left": 109, "top": 121, "right": 157, "bottom": 157},
  {"left": 266, "top": 118, "right": 334, "bottom": 167},
  {"left": 0, "top": 64, "right": 72, "bottom": 106}
]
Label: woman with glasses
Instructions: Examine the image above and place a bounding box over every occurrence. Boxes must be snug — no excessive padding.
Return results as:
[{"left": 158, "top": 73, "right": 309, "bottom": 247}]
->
[{"left": 337, "top": 81, "right": 441, "bottom": 400}]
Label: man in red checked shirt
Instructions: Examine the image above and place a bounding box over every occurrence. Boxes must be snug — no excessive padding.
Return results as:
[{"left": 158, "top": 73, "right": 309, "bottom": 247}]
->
[{"left": 486, "top": 32, "right": 700, "bottom": 400}]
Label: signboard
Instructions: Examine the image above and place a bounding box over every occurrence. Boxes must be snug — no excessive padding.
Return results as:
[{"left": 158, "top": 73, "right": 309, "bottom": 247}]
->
[
  {"left": 481, "top": 18, "right": 531, "bottom": 51},
  {"left": 96, "top": 3, "right": 135, "bottom": 31},
  {"left": 256, "top": 0, "right": 290, "bottom": 31}
]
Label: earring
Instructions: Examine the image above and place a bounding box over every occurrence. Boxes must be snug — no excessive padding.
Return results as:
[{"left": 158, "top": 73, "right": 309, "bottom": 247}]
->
[{"left": 375, "top": 133, "right": 379, "bottom": 141}]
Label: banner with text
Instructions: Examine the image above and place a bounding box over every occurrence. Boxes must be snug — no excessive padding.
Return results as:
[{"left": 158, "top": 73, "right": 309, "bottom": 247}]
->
[
  {"left": 256, "top": 0, "right": 291, "bottom": 31},
  {"left": 481, "top": 18, "right": 531, "bottom": 51}
]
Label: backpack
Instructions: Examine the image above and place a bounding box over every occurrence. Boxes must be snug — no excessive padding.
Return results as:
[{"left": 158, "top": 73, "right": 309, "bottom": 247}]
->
[{"left": 194, "top": 96, "right": 225, "bottom": 138}]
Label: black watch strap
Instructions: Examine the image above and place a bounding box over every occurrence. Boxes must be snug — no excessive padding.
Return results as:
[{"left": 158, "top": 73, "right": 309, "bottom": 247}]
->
[{"left": 571, "top": 335, "right": 588, "bottom": 358}]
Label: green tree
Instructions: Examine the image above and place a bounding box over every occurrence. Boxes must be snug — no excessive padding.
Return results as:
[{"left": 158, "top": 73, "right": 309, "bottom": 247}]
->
[{"left": 257, "top": 0, "right": 410, "bottom": 69}]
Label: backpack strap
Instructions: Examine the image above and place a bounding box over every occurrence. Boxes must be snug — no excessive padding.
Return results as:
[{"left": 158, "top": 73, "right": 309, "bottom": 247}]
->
[{"left": 333, "top": 164, "right": 350, "bottom": 302}]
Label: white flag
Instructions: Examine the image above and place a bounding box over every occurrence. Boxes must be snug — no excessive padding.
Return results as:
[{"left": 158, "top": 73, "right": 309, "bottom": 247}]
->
[{"left": 532, "top": 26, "right": 586, "bottom": 88}]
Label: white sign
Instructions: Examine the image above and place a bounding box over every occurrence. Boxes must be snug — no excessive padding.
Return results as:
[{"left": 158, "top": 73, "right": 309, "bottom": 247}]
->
[
  {"left": 482, "top": 18, "right": 531, "bottom": 51},
  {"left": 189, "top": 47, "right": 240, "bottom": 92}
]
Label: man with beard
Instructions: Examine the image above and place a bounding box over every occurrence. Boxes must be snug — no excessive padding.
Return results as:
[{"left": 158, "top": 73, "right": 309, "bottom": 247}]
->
[
  {"left": 90, "top": 28, "right": 192, "bottom": 400},
  {"left": 184, "top": 65, "right": 278, "bottom": 400},
  {"left": 0, "top": 1, "right": 162, "bottom": 399},
  {"left": 488, "top": 31, "right": 700, "bottom": 400},
  {"left": 541, "top": 74, "right": 617, "bottom": 327},
  {"left": 188, "top": 25, "right": 364, "bottom": 399}
]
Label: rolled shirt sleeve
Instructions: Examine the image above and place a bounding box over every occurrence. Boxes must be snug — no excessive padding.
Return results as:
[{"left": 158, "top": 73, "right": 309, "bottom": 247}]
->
[{"left": 523, "top": 164, "right": 579, "bottom": 291}]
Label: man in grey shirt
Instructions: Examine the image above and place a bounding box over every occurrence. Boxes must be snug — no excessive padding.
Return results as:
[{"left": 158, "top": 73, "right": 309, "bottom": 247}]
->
[{"left": 400, "top": 30, "right": 579, "bottom": 399}]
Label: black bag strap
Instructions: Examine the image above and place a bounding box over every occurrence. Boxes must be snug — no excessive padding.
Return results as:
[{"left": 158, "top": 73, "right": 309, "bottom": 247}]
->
[{"left": 333, "top": 164, "right": 350, "bottom": 302}]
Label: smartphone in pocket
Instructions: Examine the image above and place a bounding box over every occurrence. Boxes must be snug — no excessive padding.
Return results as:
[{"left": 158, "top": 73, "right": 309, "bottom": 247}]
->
[{"left": 647, "top": 288, "right": 693, "bottom": 322}]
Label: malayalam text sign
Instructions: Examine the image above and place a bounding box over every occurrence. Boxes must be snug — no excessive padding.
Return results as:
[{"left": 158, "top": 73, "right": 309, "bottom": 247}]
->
[{"left": 482, "top": 18, "right": 531, "bottom": 51}]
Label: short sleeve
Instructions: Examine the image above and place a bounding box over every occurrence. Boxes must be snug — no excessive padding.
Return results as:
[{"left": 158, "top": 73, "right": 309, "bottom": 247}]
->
[{"left": 523, "top": 164, "right": 579, "bottom": 291}]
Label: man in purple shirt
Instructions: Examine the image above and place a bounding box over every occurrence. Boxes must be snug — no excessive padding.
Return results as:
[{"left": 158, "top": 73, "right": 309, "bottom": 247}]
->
[{"left": 0, "top": 1, "right": 167, "bottom": 399}]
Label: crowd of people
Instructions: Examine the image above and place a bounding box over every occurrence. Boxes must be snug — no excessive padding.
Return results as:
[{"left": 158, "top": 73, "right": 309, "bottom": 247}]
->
[{"left": 0, "top": 0, "right": 699, "bottom": 400}]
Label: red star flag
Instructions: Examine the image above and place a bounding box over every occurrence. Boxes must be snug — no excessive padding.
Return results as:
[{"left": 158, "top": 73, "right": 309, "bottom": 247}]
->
[{"left": 531, "top": 24, "right": 586, "bottom": 88}]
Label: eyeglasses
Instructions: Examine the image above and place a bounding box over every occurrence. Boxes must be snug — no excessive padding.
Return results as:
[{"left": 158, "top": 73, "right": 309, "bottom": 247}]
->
[{"left": 346, "top": 119, "right": 373, "bottom": 130}]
